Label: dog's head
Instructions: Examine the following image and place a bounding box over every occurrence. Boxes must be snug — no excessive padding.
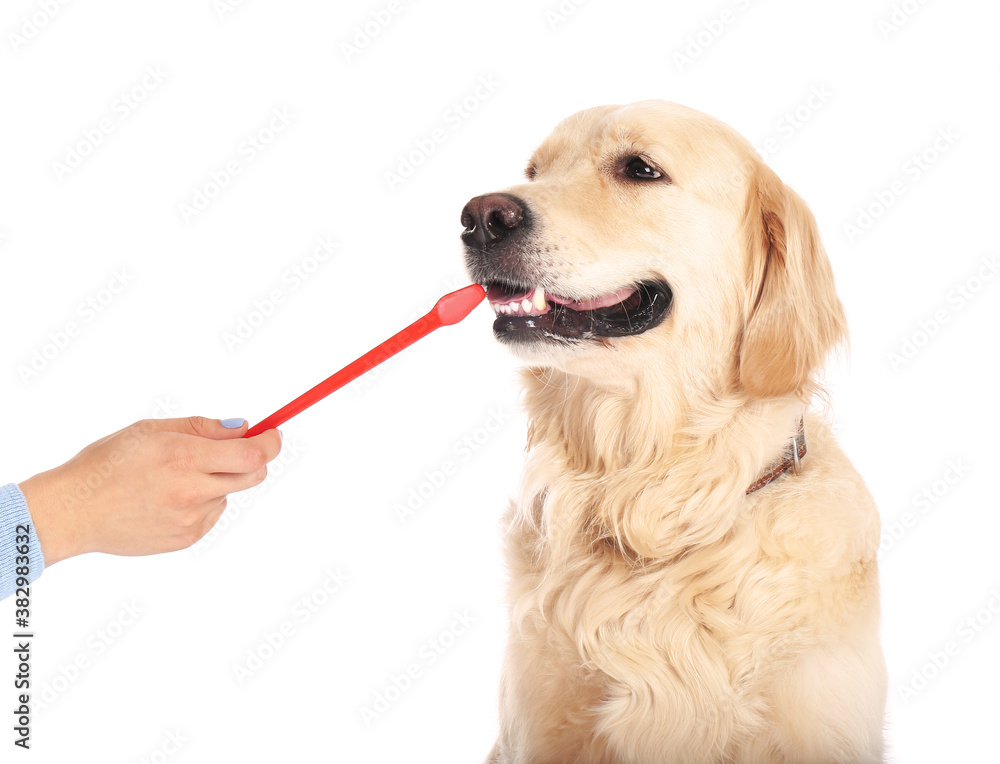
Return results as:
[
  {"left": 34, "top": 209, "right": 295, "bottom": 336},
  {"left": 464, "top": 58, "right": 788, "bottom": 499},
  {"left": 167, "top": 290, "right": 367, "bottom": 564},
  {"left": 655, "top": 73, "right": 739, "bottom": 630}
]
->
[{"left": 461, "top": 100, "right": 846, "bottom": 399}]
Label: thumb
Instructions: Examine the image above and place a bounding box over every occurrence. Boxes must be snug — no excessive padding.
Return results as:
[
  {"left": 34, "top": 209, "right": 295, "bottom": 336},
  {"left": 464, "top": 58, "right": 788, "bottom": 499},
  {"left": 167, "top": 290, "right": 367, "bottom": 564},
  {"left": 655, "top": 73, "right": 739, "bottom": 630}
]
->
[{"left": 145, "top": 416, "right": 249, "bottom": 440}]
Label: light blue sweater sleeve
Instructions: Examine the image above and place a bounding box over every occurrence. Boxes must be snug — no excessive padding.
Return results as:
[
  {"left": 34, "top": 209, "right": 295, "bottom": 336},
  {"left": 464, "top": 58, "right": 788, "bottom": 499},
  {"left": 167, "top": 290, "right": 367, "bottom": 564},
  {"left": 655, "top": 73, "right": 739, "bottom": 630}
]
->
[{"left": 1, "top": 483, "right": 45, "bottom": 601}]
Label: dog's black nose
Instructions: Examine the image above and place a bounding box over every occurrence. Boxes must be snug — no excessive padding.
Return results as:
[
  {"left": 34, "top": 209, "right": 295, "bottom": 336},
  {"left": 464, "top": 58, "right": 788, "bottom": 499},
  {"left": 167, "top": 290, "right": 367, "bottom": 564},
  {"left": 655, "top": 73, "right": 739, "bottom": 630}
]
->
[{"left": 460, "top": 193, "right": 525, "bottom": 250}]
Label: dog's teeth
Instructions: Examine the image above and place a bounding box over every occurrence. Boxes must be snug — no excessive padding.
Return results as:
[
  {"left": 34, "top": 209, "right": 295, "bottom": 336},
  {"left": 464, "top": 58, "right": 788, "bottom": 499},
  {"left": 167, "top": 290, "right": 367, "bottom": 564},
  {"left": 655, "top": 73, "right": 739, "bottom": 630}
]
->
[
  {"left": 532, "top": 286, "right": 546, "bottom": 312},
  {"left": 521, "top": 298, "right": 533, "bottom": 313},
  {"left": 510, "top": 301, "right": 520, "bottom": 313}
]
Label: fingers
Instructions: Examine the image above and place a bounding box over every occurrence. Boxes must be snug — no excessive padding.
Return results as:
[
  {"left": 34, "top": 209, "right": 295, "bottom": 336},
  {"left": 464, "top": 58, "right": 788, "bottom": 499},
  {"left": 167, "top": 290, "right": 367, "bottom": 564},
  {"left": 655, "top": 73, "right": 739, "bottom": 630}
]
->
[
  {"left": 173, "top": 497, "right": 229, "bottom": 551},
  {"left": 207, "top": 465, "right": 270, "bottom": 497},
  {"left": 197, "top": 497, "right": 230, "bottom": 540},
  {"left": 164, "top": 466, "right": 266, "bottom": 523},
  {"left": 194, "top": 429, "right": 282, "bottom": 475}
]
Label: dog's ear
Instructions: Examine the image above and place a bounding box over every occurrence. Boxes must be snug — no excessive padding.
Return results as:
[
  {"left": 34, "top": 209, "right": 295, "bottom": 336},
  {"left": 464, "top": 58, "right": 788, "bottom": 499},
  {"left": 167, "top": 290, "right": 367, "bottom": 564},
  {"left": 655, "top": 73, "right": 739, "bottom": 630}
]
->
[{"left": 738, "top": 164, "right": 847, "bottom": 399}]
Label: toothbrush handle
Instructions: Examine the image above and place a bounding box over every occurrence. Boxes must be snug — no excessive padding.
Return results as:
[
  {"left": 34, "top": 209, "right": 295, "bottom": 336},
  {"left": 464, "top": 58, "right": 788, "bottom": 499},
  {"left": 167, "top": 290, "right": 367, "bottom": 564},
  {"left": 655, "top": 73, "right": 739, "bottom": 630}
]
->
[
  {"left": 244, "top": 314, "right": 436, "bottom": 438},
  {"left": 243, "top": 284, "right": 485, "bottom": 438}
]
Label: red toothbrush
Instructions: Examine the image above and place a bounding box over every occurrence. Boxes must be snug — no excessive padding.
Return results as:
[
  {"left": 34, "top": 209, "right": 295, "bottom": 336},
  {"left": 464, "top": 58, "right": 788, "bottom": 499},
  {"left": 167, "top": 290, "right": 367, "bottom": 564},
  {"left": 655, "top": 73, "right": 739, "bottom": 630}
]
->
[{"left": 244, "top": 284, "right": 486, "bottom": 438}]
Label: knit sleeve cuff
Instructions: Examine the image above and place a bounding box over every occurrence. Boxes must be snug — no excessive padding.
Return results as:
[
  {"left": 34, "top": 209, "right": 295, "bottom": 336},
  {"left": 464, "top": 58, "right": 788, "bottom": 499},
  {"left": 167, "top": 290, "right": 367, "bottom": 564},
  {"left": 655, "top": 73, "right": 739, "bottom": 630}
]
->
[{"left": 1, "top": 483, "right": 45, "bottom": 601}]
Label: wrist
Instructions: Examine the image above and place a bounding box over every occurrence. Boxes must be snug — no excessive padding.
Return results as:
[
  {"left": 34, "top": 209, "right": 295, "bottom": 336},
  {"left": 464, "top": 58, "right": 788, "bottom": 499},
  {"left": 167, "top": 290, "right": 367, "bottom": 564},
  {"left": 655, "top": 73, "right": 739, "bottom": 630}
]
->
[{"left": 19, "top": 470, "right": 84, "bottom": 565}]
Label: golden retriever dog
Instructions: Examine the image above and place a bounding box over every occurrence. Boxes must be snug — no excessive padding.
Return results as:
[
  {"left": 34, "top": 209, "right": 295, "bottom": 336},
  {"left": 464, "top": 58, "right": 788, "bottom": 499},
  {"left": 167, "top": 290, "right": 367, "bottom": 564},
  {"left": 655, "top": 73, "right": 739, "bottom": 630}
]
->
[{"left": 460, "top": 101, "right": 886, "bottom": 763}]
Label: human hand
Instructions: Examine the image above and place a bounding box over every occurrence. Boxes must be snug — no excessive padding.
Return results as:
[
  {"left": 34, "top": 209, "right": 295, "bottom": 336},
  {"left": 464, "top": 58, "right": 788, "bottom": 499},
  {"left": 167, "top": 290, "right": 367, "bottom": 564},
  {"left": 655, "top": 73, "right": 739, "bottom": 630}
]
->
[{"left": 19, "top": 417, "right": 282, "bottom": 565}]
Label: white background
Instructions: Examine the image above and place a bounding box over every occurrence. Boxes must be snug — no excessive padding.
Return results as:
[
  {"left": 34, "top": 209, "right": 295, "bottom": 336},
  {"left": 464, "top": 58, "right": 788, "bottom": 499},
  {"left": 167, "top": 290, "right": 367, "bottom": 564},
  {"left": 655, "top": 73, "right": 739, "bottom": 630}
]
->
[{"left": 1, "top": 0, "right": 998, "bottom": 761}]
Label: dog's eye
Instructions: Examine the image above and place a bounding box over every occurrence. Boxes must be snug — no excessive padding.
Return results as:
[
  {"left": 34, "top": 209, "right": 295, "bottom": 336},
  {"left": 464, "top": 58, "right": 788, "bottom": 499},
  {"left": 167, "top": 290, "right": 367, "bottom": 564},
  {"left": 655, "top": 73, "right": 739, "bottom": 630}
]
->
[
  {"left": 525, "top": 164, "right": 538, "bottom": 181},
  {"left": 623, "top": 156, "right": 666, "bottom": 181}
]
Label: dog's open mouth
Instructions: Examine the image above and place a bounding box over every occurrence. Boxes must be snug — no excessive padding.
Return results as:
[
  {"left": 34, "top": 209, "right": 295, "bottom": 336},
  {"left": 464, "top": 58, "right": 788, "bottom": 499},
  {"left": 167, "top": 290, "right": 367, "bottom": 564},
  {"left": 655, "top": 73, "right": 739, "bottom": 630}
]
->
[{"left": 485, "top": 280, "right": 672, "bottom": 342}]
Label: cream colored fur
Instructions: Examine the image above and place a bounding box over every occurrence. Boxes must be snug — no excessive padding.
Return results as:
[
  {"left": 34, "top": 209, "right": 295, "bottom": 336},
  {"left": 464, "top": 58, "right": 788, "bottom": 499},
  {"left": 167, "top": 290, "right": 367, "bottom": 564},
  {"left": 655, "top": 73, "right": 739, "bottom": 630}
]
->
[{"left": 473, "top": 101, "right": 887, "bottom": 763}]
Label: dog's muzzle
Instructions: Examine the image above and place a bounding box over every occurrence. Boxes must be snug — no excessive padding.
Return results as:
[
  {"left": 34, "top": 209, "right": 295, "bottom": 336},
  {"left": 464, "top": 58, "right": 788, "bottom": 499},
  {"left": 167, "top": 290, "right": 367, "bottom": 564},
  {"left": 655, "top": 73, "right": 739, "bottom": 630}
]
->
[{"left": 461, "top": 193, "right": 672, "bottom": 345}]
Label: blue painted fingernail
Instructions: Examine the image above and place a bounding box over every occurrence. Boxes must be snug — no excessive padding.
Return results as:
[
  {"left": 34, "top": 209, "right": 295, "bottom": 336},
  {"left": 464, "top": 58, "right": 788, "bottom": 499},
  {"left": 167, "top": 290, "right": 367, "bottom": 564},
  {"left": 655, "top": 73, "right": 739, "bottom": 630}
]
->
[
  {"left": 221, "top": 418, "right": 246, "bottom": 428},
  {"left": 278, "top": 429, "right": 284, "bottom": 441}
]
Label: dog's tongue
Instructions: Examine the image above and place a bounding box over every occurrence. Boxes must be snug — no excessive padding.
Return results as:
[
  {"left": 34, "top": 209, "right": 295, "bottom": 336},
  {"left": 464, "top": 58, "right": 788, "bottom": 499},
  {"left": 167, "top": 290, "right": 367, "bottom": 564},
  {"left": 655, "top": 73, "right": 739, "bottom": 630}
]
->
[
  {"left": 547, "top": 286, "right": 637, "bottom": 311},
  {"left": 487, "top": 283, "right": 638, "bottom": 312},
  {"left": 486, "top": 285, "right": 533, "bottom": 303}
]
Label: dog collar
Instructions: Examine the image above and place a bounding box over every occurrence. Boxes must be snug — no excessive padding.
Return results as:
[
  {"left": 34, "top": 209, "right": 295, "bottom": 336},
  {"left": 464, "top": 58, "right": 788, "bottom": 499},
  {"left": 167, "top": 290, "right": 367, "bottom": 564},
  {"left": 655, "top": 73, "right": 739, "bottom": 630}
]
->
[{"left": 745, "top": 418, "right": 806, "bottom": 495}]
